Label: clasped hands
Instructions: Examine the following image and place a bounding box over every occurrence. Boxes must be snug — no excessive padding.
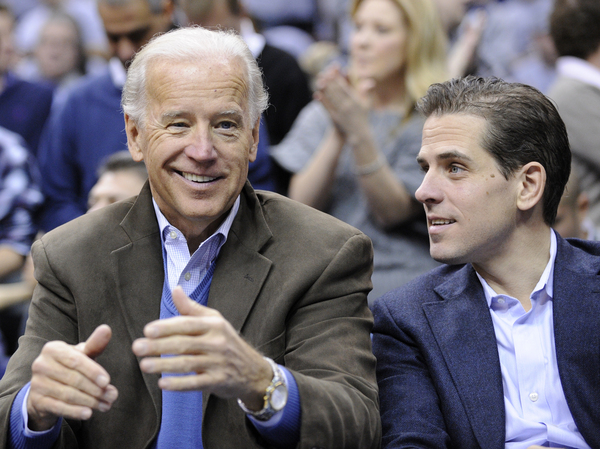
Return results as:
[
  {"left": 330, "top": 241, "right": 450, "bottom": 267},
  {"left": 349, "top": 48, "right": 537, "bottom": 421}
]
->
[
  {"left": 27, "top": 286, "right": 272, "bottom": 431},
  {"left": 314, "top": 64, "right": 374, "bottom": 143}
]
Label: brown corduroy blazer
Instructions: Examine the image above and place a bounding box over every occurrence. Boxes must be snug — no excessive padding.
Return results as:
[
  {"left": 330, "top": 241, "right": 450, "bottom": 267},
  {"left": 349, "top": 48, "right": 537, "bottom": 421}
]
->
[{"left": 0, "top": 182, "right": 381, "bottom": 449}]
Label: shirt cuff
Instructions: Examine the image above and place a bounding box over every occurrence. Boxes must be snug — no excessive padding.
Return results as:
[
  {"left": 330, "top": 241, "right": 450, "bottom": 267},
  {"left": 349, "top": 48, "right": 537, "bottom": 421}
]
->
[
  {"left": 9, "top": 383, "right": 62, "bottom": 449},
  {"left": 247, "top": 366, "right": 301, "bottom": 448}
]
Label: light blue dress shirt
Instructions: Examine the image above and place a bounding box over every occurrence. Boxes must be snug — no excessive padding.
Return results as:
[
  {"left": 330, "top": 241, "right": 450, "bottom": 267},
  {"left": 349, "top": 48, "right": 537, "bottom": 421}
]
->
[{"left": 476, "top": 230, "right": 591, "bottom": 449}]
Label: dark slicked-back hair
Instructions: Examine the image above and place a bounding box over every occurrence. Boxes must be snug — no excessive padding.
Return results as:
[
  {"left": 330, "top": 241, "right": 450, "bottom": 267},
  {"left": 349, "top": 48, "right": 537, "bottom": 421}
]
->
[
  {"left": 416, "top": 76, "right": 571, "bottom": 226},
  {"left": 550, "top": 0, "right": 600, "bottom": 60}
]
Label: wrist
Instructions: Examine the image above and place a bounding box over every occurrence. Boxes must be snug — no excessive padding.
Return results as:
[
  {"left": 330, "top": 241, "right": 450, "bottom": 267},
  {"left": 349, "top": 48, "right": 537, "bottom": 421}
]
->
[{"left": 238, "top": 357, "right": 288, "bottom": 421}]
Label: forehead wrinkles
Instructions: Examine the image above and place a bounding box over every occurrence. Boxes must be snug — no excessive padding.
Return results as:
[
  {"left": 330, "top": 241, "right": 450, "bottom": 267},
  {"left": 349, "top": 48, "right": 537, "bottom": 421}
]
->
[{"left": 147, "top": 57, "right": 249, "bottom": 105}]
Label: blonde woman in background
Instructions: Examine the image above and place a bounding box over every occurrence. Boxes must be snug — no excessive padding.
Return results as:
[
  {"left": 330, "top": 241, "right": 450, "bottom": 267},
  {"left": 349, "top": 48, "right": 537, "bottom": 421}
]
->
[{"left": 272, "top": 0, "right": 448, "bottom": 302}]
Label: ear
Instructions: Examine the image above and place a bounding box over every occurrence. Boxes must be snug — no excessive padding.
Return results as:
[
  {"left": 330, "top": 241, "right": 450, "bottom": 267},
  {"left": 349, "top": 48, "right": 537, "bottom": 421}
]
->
[
  {"left": 516, "top": 162, "right": 546, "bottom": 213},
  {"left": 124, "top": 114, "right": 144, "bottom": 162},
  {"left": 248, "top": 118, "right": 260, "bottom": 163}
]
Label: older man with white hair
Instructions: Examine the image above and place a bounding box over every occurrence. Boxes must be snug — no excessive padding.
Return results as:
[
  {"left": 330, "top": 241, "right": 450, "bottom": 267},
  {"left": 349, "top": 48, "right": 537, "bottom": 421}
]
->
[{"left": 0, "top": 27, "right": 380, "bottom": 449}]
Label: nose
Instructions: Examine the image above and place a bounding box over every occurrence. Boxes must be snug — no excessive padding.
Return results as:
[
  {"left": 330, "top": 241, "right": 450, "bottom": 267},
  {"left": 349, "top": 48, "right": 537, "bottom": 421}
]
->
[
  {"left": 415, "top": 170, "right": 443, "bottom": 205},
  {"left": 184, "top": 127, "right": 217, "bottom": 162},
  {"left": 351, "top": 26, "right": 370, "bottom": 50}
]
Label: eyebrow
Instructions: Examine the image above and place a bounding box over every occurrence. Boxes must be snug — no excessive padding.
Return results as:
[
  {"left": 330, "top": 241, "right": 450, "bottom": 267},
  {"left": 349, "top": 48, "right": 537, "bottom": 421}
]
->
[
  {"left": 161, "top": 110, "right": 245, "bottom": 124},
  {"left": 417, "top": 150, "right": 474, "bottom": 165}
]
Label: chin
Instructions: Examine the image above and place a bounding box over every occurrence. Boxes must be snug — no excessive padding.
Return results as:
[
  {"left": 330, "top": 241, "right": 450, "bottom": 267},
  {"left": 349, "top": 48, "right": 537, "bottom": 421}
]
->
[{"left": 430, "top": 249, "right": 468, "bottom": 266}]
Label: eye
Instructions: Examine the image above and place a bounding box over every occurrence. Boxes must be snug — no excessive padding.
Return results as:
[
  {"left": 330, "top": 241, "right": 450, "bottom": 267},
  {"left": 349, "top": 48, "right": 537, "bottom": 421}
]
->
[
  {"left": 217, "top": 121, "right": 237, "bottom": 130},
  {"left": 449, "top": 165, "right": 464, "bottom": 174}
]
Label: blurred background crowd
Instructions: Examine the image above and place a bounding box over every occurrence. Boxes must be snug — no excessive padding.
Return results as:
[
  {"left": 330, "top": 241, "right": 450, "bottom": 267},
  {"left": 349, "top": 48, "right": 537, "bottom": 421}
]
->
[{"left": 1, "top": 0, "right": 599, "bottom": 376}]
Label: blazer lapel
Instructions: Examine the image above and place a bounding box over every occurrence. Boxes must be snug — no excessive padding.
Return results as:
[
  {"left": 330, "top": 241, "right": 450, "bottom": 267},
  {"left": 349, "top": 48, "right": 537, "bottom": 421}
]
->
[
  {"left": 423, "top": 265, "right": 505, "bottom": 449},
  {"left": 111, "top": 182, "right": 164, "bottom": 418},
  {"left": 207, "top": 183, "right": 273, "bottom": 332},
  {"left": 553, "top": 237, "right": 600, "bottom": 446}
]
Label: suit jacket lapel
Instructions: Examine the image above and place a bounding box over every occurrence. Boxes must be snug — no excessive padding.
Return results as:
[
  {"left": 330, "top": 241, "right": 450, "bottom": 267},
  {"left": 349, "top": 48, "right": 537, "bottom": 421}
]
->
[
  {"left": 207, "top": 183, "right": 273, "bottom": 332},
  {"left": 423, "top": 265, "right": 505, "bottom": 449},
  {"left": 112, "top": 182, "right": 163, "bottom": 419},
  {"left": 553, "top": 237, "right": 600, "bottom": 446}
]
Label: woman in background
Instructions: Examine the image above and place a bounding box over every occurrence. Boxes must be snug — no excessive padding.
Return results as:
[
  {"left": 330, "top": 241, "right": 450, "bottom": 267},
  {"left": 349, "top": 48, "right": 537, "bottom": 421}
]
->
[{"left": 272, "top": 0, "right": 448, "bottom": 301}]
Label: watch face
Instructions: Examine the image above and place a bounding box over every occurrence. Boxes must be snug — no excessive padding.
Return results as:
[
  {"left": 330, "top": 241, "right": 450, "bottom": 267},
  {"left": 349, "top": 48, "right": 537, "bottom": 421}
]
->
[{"left": 270, "top": 383, "right": 288, "bottom": 411}]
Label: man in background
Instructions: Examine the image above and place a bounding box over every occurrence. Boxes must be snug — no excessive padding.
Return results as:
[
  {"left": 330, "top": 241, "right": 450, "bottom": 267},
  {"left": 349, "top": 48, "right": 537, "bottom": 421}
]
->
[
  {"left": 548, "top": 0, "right": 600, "bottom": 228},
  {"left": 0, "top": 4, "right": 53, "bottom": 155},
  {"left": 38, "top": 0, "right": 174, "bottom": 231}
]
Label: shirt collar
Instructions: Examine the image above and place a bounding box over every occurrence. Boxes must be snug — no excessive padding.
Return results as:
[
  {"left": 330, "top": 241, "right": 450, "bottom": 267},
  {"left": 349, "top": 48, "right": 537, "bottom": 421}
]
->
[
  {"left": 152, "top": 195, "right": 240, "bottom": 250},
  {"left": 477, "top": 229, "right": 557, "bottom": 307},
  {"left": 556, "top": 56, "right": 600, "bottom": 91},
  {"left": 108, "top": 57, "right": 127, "bottom": 89}
]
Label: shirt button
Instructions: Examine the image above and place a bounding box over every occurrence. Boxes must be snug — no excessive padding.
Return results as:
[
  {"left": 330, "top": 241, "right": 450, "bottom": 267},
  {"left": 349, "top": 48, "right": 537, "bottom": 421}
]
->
[
  {"left": 184, "top": 272, "right": 191, "bottom": 281},
  {"left": 497, "top": 298, "right": 505, "bottom": 304},
  {"left": 529, "top": 392, "right": 539, "bottom": 402},
  {"left": 169, "top": 231, "right": 177, "bottom": 239}
]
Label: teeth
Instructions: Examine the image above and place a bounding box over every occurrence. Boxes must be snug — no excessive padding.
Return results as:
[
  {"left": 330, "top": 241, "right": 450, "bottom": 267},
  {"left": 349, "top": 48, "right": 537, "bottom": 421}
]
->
[
  {"left": 431, "top": 219, "right": 454, "bottom": 225},
  {"left": 182, "top": 172, "right": 216, "bottom": 183}
]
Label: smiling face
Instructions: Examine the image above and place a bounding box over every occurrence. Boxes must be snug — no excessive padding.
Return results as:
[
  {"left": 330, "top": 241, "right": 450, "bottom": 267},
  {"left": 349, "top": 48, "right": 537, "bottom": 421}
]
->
[
  {"left": 125, "top": 56, "right": 259, "bottom": 246},
  {"left": 415, "top": 114, "right": 521, "bottom": 266},
  {"left": 350, "top": 0, "right": 408, "bottom": 84}
]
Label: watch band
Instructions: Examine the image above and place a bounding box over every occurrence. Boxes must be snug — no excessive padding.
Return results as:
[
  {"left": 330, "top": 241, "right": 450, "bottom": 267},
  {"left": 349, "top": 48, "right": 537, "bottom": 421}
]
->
[{"left": 237, "top": 357, "right": 288, "bottom": 421}]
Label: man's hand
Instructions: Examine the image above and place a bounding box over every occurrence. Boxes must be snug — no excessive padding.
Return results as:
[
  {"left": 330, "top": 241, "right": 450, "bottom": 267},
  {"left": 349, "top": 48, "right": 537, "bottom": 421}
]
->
[
  {"left": 27, "top": 325, "right": 118, "bottom": 431},
  {"left": 132, "top": 286, "right": 273, "bottom": 410}
]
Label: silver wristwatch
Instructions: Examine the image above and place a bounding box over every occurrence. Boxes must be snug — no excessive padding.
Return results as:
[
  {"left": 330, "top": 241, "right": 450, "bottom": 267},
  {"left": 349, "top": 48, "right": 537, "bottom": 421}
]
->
[{"left": 237, "top": 357, "right": 288, "bottom": 421}]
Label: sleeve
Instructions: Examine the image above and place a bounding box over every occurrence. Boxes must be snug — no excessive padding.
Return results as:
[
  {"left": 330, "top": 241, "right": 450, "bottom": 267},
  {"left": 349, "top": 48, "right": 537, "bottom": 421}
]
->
[
  {"left": 37, "top": 96, "right": 88, "bottom": 231},
  {"left": 371, "top": 298, "right": 451, "bottom": 448},
  {"left": 270, "top": 101, "right": 331, "bottom": 174},
  {"left": 247, "top": 366, "right": 301, "bottom": 448},
  {"left": 8, "top": 383, "right": 62, "bottom": 449},
  {"left": 282, "top": 232, "right": 381, "bottom": 449}
]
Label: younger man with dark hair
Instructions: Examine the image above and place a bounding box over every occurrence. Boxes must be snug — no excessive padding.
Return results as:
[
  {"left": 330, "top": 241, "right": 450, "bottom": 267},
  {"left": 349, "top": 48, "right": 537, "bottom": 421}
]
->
[{"left": 373, "top": 76, "right": 600, "bottom": 448}]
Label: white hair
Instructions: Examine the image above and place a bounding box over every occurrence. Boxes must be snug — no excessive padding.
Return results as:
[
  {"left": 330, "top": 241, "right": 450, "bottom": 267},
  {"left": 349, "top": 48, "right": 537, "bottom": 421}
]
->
[{"left": 121, "top": 26, "right": 269, "bottom": 128}]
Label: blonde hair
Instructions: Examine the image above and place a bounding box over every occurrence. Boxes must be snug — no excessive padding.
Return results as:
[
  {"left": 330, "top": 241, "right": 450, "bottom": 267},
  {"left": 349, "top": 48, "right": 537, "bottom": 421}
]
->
[{"left": 351, "top": 0, "right": 448, "bottom": 117}]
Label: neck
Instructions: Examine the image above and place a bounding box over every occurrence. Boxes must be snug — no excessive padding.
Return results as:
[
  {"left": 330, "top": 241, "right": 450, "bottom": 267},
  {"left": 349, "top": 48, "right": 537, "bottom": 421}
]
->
[
  {"left": 473, "top": 226, "right": 552, "bottom": 311},
  {"left": 371, "top": 73, "right": 406, "bottom": 111}
]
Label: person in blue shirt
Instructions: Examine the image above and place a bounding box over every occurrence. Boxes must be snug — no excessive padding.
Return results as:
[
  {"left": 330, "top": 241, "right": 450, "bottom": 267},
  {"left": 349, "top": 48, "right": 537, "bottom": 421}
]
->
[
  {"left": 0, "top": 26, "right": 380, "bottom": 449},
  {"left": 0, "top": 5, "right": 53, "bottom": 156},
  {"left": 0, "top": 125, "right": 43, "bottom": 377},
  {"left": 373, "top": 76, "right": 600, "bottom": 448}
]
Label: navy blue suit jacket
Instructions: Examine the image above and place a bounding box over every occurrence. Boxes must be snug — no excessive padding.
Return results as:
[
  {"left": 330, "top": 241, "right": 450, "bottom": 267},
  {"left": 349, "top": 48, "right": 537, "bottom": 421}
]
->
[{"left": 372, "top": 235, "right": 600, "bottom": 448}]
